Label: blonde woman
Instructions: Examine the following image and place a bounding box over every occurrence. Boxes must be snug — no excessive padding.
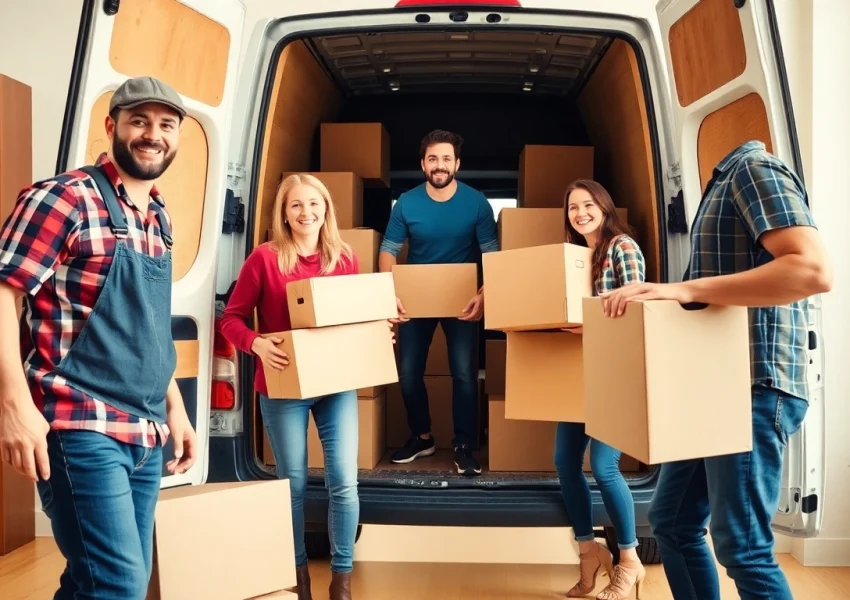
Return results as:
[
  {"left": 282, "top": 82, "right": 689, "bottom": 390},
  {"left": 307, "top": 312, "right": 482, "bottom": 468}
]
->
[{"left": 221, "top": 174, "right": 361, "bottom": 600}]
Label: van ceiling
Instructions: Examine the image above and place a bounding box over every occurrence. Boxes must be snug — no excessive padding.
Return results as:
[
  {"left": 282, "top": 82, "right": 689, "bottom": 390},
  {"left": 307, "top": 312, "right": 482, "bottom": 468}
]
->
[{"left": 306, "top": 30, "right": 612, "bottom": 96}]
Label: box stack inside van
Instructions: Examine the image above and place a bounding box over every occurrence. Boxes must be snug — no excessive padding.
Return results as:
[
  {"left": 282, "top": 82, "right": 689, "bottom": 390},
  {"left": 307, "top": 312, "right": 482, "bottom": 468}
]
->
[{"left": 251, "top": 25, "right": 684, "bottom": 483}]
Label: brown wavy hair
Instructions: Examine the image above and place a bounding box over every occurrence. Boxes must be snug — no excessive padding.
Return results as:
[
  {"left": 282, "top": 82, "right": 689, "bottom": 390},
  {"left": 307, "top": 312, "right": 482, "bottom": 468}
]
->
[
  {"left": 563, "top": 179, "right": 635, "bottom": 285},
  {"left": 269, "top": 174, "right": 353, "bottom": 275}
]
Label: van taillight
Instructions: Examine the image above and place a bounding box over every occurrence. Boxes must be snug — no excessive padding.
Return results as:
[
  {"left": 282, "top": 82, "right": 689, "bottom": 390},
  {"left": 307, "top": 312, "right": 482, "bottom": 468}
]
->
[
  {"left": 211, "top": 380, "right": 235, "bottom": 410},
  {"left": 396, "top": 0, "right": 520, "bottom": 5},
  {"left": 213, "top": 317, "right": 235, "bottom": 359}
]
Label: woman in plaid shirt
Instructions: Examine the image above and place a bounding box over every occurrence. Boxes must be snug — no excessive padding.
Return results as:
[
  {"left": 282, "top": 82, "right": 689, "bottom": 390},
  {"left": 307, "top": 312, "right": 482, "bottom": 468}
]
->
[{"left": 555, "top": 180, "right": 647, "bottom": 600}]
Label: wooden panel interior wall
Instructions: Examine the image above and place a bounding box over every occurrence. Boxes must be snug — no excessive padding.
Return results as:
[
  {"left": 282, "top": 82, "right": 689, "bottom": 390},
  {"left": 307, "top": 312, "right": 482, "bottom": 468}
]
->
[
  {"left": 109, "top": 0, "right": 231, "bottom": 106},
  {"left": 254, "top": 40, "right": 343, "bottom": 248},
  {"left": 668, "top": 0, "right": 747, "bottom": 107},
  {"left": 697, "top": 93, "right": 772, "bottom": 189},
  {"left": 0, "top": 73, "right": 35, "bottom": 556},
  {"left": 577, "top": 40, "right": 660, "bottom": 283},
  {"left": 85, "top": 93, "right": 209, "bottom": 282}
]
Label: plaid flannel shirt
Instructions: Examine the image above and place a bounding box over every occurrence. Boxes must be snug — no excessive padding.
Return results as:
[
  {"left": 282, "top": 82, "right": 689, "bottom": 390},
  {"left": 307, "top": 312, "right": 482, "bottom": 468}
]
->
[
  {"left": 594, "top": 234, "right": 646, "bottom": 295},
  {"left": 686, "top": 141, "right": 816, "bottom": 401},
  {"left": 0, "top": 153, "right": 171, "bottom": 447}
]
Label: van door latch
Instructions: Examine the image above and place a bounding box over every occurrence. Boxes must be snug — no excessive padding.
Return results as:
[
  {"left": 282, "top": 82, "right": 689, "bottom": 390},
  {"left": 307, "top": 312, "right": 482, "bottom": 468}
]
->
[{"left": 667, "top": 190, "right": 688, "bottom": 234}]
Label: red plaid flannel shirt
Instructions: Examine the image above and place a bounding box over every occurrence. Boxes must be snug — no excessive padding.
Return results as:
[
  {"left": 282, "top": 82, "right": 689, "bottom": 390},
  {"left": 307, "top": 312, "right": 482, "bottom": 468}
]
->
[{"left": 0, "top": 154, "right": 172, "bottom": 447}]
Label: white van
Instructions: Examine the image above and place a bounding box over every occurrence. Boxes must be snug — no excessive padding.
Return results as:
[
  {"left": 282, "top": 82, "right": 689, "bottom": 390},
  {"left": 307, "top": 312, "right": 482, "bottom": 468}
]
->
[{"left": 56, "top": 0, "right": 824, "bottom": 562}]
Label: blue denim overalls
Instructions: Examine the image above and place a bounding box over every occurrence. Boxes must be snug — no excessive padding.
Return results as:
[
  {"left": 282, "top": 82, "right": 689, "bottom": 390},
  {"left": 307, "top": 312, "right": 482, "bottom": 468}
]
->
[{"left": 52, "top": 164, "right": 177, "bottom": 424}]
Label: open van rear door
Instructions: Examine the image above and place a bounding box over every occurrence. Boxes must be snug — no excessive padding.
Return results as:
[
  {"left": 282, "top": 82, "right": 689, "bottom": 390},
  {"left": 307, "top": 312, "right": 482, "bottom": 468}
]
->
[
  {"left": 656, "top": 0, "right": 824, "bottom": 537},
  {"left": 56, "top": 0, "right": 245, "bottom": 488}
]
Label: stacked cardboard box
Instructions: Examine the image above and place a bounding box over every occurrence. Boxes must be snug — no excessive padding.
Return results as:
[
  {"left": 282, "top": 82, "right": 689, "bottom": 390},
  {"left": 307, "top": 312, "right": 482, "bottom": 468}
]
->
[{"left": 320, "top": 122, "right": 390, "bottom": 188}]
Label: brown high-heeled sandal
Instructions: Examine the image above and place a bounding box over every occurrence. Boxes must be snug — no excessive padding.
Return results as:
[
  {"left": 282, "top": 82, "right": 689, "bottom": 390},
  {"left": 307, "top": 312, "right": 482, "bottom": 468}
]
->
[
  {"left": 566, "top": 542, "right": 615, "bottom": 597},
  {"left": 596, "top": 561, "right": 646, "bottom": 600}
]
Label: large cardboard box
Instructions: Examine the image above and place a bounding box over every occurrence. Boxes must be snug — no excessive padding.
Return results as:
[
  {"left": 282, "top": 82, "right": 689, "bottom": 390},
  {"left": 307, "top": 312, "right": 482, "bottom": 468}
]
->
[
  {"left": 320, "top": 123, "right": 390, "bottom": 187},
  {"left": 484, "top": 339, "right": 506, "bottom": 395},
  {"left": 307, "top": 393, "right": 387, "bottom": 469},
  {"left": 488, "top": 399, "right": 556, "bottom": 472},
  {"left": 341, "top": 227, "right": 381, "bottom": 273},
  {"left": 498, "top": 208, "right": 566, "bottom": 250},
  {"left": 518, "top": 145, "right": 594, "bottom": 208},
  {"left": 282, "top": 171, "right": 363, "bottom": 229},
  {"left": 387, "top": 378, "right": 456, "bottom": 449},
  {"left": 483, "top": 243, "right": 593, "bottom": 331},
  {"left": 357, "top": 385, "right": 386, "bottom": 398},
  {"left": 287, "top": 272, "right": 397, "bottom": 329},
  {"left": 582, "top": 298, "right": 752, "bottom": 465},
  {"left": 146, "top": 481, "right": 295, "bottom": 600},
  {"left": 505, "top": 331, "right": 584, "bottom": 423},
  {"left": 392, "top": 263, "right": 478, "bottom": 318},
  {"left": 264, "top": 321, "right": 398, "bottom": 399}
]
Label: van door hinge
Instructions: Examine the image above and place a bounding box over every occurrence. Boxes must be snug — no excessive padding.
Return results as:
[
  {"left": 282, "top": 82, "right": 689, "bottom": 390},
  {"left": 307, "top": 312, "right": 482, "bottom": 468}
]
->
[
  {"left": 223, "top": 163, "right": 246, "bottom": 235},
  {"left": 665, "top": 162, "right": 688, "bottom": 234}
]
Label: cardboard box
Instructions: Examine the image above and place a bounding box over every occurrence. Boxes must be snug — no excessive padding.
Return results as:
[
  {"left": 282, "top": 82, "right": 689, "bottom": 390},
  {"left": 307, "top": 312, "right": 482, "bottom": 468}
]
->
[
  {"left": 582, "top": 298, "right": 752, "bottom": 465},
  {"left": 505, "top": 331, "right": 584, "bottom": 423},
  {"left": 251, "top": 591, "right": 298, "bottom": 599},
  {"left": 357, "top": 385, "right": 386, "bottom": 398},
  {"left": 282, "top": 171, "right": 363, "bottom": 229},
  {"left": 518, "top": 145, "right": 594, "bottom": 208},
  {"left": 264, "top": 321, "right": 398, "bottom": 399},
  {"left": 498, "top": 208, "right": 566, "bottom": 250},
  {"left": 488, "top": 399, "right": 556, "bottom": 472},
  {"left": 482, "top": 243, "right": 593, "bottom": 331},
  {"left": 146, "top": 481, "right": 295, "bottom": 600},
  {"left": 392, "top": 263, "right": 478, "bottom": 318},
  {"left": 287, "top": 272, "right": 397, "bottom": 329},
  {"left": 341, "top": 228, "right": 381, "bottom": 273},
  {"left": 307, "top": 394, "right": 387, "bottom": 469},
  {"left": 484, "top": 339, "right": 506, "bottom": 395},
  {"left": 320, "top": 123, "right": 390, "bottom": 187},
  {"left": 387, "top": 378, "right": 456, "bottom": 449}
]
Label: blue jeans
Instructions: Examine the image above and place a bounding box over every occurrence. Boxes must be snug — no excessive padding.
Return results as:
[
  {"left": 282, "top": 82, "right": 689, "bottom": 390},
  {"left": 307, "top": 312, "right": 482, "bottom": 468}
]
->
[
  {"left": 648, "top": 386, "right": 808, "bottom": 600},
  {"left": 397, "top": 317, "right": 479, "bottom": 447},
  {"left": 555, "top": 423, "right": 638, "bottom": 549},
  {"left": 36, "top": 430, "right": 163, "bottom": 600},
  {"left": 260, "top": 391, "right": 360, "bottom": 573}
]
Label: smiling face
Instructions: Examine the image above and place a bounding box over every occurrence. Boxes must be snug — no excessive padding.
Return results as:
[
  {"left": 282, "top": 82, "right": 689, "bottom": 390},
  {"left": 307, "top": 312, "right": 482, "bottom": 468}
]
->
[
  {"left": 567, "top": 187, "right": 605, "bottom": 238},
  {"left": 421, "top": 142, "right": 459, "bottom": 189},
  {"left": 107, "top": 102, "right": 180, "bottom": 182},
  {"left": 284, "top": 183, "right": 327, "bottom": 238}
]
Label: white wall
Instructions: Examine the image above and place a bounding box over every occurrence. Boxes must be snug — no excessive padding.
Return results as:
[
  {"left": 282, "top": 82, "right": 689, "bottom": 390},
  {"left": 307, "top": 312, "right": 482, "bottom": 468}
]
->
[{"left": 1, "top": 0, "right": 848, "bottom": 564}]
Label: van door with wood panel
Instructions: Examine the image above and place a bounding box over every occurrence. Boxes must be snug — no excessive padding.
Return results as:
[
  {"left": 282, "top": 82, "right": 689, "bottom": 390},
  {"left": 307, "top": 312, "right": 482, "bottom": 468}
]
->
[
  {"left": 656, "top": 0, "right": 825, "bottom": 537},
  {"left": 57, "top": 0, "right": 246, "bottom": 488}
]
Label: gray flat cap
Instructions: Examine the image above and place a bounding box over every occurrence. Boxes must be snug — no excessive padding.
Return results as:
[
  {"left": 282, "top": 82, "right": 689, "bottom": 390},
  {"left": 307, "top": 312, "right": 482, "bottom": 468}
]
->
[{"left": 110, "top": 76, "right": 186, "bottom": 118}]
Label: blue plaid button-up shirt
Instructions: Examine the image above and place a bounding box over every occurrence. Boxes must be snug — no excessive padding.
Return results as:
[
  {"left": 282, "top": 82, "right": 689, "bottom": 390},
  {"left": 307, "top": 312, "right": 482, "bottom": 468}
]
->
[{"left": 685, "top": 141, "right": 816, "bottom": 401}]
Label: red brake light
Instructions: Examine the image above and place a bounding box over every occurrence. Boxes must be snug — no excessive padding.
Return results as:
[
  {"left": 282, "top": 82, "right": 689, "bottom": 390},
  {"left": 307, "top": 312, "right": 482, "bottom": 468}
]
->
[
  {"left": 396, "top": 0, "right": 520, "bottom": 6},
  {"left": 211, "top": 380, "right": 235, "bottom": 410},
  {"left": 213, "top": 317, "right": 236, "bottom": 359}
]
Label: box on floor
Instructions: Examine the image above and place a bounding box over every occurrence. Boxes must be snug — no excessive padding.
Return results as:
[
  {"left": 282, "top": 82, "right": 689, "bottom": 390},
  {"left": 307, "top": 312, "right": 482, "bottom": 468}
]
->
[{"left": 306, "top": 393, "right": 387, "bottom": 469}]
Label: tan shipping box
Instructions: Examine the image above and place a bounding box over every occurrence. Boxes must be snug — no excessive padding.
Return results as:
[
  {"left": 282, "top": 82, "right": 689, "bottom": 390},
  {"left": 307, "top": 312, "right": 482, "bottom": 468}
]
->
[
  {"left": 392, "top": 263, "right": 478, "bottom": 318},
  {"left": 264, "top": 321, "right": 398, "bottom": 400},
  {"left": 386, "top": 378, "right": 456, "bottom": 449},
  {"left": 320, "top": 123, "right": 390, "bottom": 187},
  {"left": 340, "top": 227, "right": 381, "bottom": 273},
  {"left": 498, "top": 208, "right": 565, "bottom": 250},
  {"left": 505, "top": 331, "right": 584, "bottom": 423},
  {"left": 357, "top": 384, "right": 386, "bottom": 398},
  {"left": 582, "top": 298, "right": 752, "bottom": 465},
  {"left": 484, "top": 339, "right": 507, "bottom": 395},
  {"left": 146, "top": 481, "right": 295, "bottom": 600},
  {"left": 251, "top": 591, "right": 298, "bottom": 599},
  {"left": 518, "top": 145, "right": 594, "bottom": 208},
  {"left": 307, "top": 393, "right": 387, "bottom": 469},
  {"left": 488, "top": 399, "right": 556, "bottom": 472},
  {"left": 287, "top": 272, "right": 398, "bottom": 329},
  {"left": 483, "top": 243, "right": 592, "bottom": 331},
  {"left": 282, "top": 171, "right": 363, "bottom": 229}
]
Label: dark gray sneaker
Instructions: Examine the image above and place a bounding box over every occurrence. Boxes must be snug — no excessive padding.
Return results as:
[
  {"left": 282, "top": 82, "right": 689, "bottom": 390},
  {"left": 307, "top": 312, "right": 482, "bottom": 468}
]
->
[
  {"left": 390, "top": 435, "right": 436, "bottom": 464},
  {"left": 453, "top": 444, "right": 481, "bottom": 476}
]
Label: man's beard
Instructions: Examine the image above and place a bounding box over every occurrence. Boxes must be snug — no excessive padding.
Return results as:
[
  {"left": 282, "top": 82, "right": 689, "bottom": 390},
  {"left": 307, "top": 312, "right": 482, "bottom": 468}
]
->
[
  {"left": 426, "top": 169, "right": 455, "bottom": 189},
  {"left": 112, "top": 135, "right": 176, "bottom": 181}
]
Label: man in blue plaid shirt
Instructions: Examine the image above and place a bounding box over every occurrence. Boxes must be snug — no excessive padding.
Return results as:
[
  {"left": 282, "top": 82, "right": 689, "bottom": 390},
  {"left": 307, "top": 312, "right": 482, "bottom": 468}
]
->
[{"left": 603, "top": 141, "right": 832, "bottom": 599}]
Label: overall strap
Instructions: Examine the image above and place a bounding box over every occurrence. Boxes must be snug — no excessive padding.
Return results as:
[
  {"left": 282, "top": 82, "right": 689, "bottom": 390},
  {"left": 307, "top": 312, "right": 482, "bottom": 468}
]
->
[
  {"left": 148, "top": 203, "right": 173, "bottom": 245},
  {"left": 79, "top": 165, "right": 129, "bottom": 238}
]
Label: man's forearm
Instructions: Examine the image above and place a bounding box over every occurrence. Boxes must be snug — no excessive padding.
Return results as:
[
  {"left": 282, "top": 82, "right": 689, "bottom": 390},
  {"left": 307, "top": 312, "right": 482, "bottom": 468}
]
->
[
  {"left": 165, "top": 377, "right": 184, "bottom": 411},
  {"left": 683, "top": 253, "right": 832, "bottom": 307},
  {"left": 378, "top": 251, "right": 397, "bottom": 273},
  {"left": 0, "top": 282, "right": 28, "bottom": 409}
]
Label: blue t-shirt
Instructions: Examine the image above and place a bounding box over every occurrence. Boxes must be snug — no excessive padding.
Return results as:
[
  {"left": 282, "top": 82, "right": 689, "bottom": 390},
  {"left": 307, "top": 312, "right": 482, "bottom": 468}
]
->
[{"left": 379, "top": 181, "right": 499, "bottom": 264}]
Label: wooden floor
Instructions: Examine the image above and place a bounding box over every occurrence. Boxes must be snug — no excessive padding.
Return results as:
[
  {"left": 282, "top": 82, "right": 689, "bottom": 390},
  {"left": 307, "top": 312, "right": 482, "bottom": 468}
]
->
[{"left": 2, "top": 539, "right": 849, "bottom": 599}]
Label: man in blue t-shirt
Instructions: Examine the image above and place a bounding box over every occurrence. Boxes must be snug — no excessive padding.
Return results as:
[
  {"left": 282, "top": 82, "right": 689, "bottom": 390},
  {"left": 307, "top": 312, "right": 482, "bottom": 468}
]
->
[{"left": 379, "top": 130, "right": 499, "bottom": 476}]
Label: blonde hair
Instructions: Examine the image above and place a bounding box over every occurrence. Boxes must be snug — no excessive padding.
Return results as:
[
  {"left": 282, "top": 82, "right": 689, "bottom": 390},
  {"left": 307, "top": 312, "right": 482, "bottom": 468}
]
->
[{"left": 269, "top": 173, "right": 353, "bottom": 275}]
